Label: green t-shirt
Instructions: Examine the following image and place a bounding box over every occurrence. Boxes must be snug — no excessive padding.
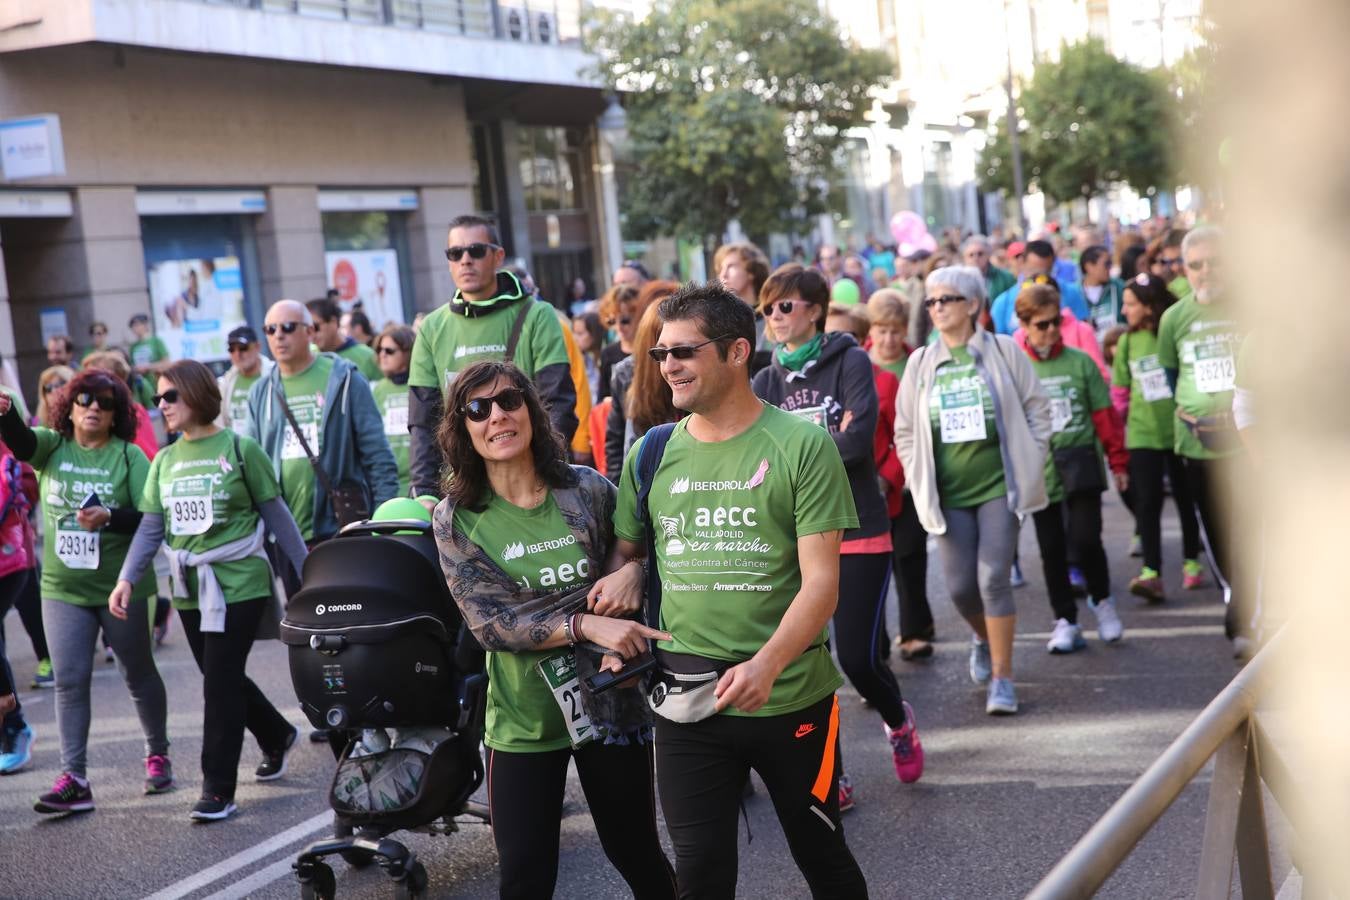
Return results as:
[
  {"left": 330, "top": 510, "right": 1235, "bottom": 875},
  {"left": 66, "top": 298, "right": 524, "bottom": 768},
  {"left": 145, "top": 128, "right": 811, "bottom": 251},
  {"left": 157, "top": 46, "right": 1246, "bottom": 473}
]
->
[
  {"left": 1168, "top": 274, "right": 1193, "bottom": 303},
  {"left": 371, "top": 377, "right": 410, "bottom": 497},
  {"left": 140, "top": 429, "right": 279, "bottom": 609},
  {"left": 928, "top": 345, "right": 1006, "bottom": 509},
  {"left": 130, "top": 336, "right": 169, "bottom": 369},
  {"left": 1031, "top": 347, "right": 1110, "bottom": 503},
  {"left": 277, "top": 356, "right": 334, "bottom": 539},
  {"left": 613, "top": 405, "right": 854, "bottom": 718},
  {"left": 455, "top": 493, "right": 595, "bottom": 752},
  {"left": 1156, "top": 296, "right": 1242, "bottom": 460},
  {"left": 227, "top": 373, "right": 261, "bottom": 436},
  {"left": 338, "top": 342, "right": 381, "bottom": 383},
  {"left": 30, "top": 431, "right": 156, "bottom": 606},
  {"left": 875, "top": 356, "right": 907, "bottom": 381},
  {"left": 1083, "top": 279, "right": 1126, "bottom": 343},
  {"left": 1111, "top": 329, "right": 1175, "bottom": 451},
  {"left": 408, "top": 299, "right": 570, "bottom": 395}
]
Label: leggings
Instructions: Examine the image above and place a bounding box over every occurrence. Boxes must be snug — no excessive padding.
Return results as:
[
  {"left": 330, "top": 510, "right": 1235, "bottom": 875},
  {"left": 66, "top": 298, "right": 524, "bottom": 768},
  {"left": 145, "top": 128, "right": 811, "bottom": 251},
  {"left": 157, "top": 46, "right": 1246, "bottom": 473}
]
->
[
  {"left": 0, "top": 569, "right": 30, "bottom": 733},
  {"left": 43, "top": 596, "right": 169, "bottom": 776},
  {"left": 935, "top": 497, "right": 1019, "bottom": 620},
  {"left": 487, "top": 740, "right": 675, "bottom": 900},
  {"left": 1130, "top": 448, "right": 1202, "bottom": 572},
  {"left": 836, "top": 553, "right": 906, "bottom": 728},
  {"left": 1031, "top": 493, "right": 1111, "bottom": 625},
  {"left": 1183, "top": 455, "right": 1252, "bottom": 636},
  {"left": 655, "top": 693, "right": 867, "bottom": 900},
  {"left": 0, "top": 565, "right": 47, "bottom": 663},
  {"left": 891, "top": 500, "right": 933, "bottom": 642},
  {"left": 179, "top": 598, "right": 294, "bottom": 798}
]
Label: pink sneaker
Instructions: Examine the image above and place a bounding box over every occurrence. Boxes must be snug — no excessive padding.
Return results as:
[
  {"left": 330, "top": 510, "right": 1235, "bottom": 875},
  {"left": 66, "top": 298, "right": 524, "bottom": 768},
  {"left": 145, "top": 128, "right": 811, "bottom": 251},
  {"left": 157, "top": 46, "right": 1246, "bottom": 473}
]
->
[
  {"left": 144, "top": 754, "right": 175, "bottom": 794},
  {"left": 1182, "top": 559, "right": 1207, "bottom": 591},
  {"left": 887, "top": 702, "right": 925, "bottom": 783},
  {"left": 837, "top": 773, "right": 855, "bottom": 812}
]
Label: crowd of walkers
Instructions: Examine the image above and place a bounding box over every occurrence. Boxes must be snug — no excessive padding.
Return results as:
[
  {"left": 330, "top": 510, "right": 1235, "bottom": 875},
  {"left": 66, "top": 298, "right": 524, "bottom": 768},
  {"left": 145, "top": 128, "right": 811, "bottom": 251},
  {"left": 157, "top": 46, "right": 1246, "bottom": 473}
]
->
[{"left": 0, "top": 211, "right": 1254, "bottom": 899}]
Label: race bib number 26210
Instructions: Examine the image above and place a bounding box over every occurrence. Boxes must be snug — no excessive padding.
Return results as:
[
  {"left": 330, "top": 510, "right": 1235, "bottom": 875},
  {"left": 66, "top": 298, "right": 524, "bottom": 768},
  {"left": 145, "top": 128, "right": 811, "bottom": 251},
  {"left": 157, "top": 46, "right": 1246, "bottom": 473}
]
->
[{"left": 939, "top": 388, "right": 988, "bottom": 444}]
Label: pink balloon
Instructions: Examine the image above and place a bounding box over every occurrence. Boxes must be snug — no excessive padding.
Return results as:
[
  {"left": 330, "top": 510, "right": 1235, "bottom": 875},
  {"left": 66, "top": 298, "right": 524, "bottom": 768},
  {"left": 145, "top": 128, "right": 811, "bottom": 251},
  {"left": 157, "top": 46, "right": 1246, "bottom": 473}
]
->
[
  {"left": 889, "top": 211, "right": 926, "bottom": 246},
  {"left": 917, "top": 233, "right": 937, "bottom": 253}
]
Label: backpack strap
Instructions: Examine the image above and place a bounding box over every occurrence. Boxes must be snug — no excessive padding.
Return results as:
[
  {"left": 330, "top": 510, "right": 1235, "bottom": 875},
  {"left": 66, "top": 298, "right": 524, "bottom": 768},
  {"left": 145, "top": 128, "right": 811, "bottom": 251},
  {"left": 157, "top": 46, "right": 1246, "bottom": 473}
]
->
[
  {"left": 503, "top": 300, "right": 533, "bottom": 364},
  {"left": 634, "top": 422, "right": 676, "bottom": 629}
]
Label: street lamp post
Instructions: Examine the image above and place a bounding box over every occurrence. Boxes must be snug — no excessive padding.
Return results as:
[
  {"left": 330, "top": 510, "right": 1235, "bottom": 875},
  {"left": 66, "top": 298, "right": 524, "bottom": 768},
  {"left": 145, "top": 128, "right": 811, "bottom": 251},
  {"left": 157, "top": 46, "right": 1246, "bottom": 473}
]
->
[{"left": 1003, "top": 0, "right": 1026, "bottom": 233}]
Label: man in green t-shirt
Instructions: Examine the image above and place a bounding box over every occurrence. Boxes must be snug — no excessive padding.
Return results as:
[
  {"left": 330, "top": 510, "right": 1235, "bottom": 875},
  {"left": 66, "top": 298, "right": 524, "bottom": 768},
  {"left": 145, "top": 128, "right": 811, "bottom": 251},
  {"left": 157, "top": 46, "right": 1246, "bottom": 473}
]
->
[
  {"left": 306, "top": 297, "right": 381, "bottom": 384},
  {"left": 962, "top": 235, "right": 1016, "bottom": 303},
  {"left": 1156, "top": 225, "right": 1250, "bottom": 651},
  {"left": 406, "top": 214, "right": 575, "bottom": 498},
  {"left": 593, "top": 283, "right": 866, "bottom": 897},
  {"left": 127, "top": 314, "right": 170, "bottom": 377},
  {"left": 215, "top": 325, "right": 273, "bottom": 435}
]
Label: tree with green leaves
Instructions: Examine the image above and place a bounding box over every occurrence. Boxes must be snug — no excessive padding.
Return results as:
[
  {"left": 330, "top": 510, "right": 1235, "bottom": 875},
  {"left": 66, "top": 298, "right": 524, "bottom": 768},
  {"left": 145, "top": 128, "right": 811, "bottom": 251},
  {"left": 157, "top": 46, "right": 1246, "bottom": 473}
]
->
[
  {"left": 586, "top": 0, "right": 891, "bottom": 242},
  {"left": 981, "top": 39, "right": 1176, "bottom": 213}
]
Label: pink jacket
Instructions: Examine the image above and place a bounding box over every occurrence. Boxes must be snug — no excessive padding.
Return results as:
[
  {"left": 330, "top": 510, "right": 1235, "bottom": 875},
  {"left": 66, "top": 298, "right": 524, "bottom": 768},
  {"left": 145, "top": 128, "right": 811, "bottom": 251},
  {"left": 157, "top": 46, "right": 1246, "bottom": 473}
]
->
[{"left": 1014, "top": 308, "right": 1109, "bottom": 382}]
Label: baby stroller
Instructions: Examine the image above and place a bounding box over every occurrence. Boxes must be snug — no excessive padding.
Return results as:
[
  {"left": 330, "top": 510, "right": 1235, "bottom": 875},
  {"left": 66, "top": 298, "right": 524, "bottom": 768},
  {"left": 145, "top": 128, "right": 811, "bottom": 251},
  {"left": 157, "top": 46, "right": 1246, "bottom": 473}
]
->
[{"left": 281, "top": 518, "right": 489, "bottom": 899}]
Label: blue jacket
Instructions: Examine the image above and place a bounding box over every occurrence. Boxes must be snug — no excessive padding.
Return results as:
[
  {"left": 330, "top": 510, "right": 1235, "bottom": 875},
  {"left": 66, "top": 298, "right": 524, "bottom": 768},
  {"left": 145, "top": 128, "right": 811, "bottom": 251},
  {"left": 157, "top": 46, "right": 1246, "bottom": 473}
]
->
[
  {"left": 990, "top": 279, "right": 1089, "bottom": 336},
  {"left": 245, "top": 353, "right": 400, "bottom": 541}
]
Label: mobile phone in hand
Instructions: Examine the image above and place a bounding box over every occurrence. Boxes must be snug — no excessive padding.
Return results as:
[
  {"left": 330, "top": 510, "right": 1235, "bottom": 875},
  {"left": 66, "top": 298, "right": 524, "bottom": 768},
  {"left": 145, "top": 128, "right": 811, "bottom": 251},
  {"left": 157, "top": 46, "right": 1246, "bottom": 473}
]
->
[
  {"left": 584, "top": 653, "right": 656, "bottom": 695},
  {"left": 79, "top": 491, "right": 102, "bottom": 510}
]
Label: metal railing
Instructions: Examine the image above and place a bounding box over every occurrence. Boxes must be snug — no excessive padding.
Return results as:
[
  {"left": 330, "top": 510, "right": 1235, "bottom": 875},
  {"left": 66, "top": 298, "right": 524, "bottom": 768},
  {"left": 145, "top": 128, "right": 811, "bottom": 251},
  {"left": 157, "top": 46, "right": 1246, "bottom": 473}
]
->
[
  {"left": 1027, "top": 629, "right": 1305, "bottom": 900},
  {"left": 201, "top": 0, "right": 582, "bottom": 44}
]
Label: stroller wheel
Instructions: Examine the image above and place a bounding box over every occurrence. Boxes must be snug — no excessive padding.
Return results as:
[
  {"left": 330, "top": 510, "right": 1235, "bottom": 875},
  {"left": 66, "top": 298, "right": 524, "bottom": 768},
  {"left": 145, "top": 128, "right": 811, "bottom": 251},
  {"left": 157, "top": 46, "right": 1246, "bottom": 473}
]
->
[
  {"left": 298, "top": 861, "right": 336, "bottom": 900},
  {"left": 393, "top": 861, "right": 428, "bottom": 899}
]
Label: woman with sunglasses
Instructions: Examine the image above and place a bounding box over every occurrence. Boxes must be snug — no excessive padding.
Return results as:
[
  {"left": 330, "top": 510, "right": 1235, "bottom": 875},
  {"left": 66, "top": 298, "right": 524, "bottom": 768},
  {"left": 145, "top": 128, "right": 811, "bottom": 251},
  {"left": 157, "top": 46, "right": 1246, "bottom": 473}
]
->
[
  {"left": 604, "top": 284, "right": 680, "bottom": 481},
  {"left": 433, "top": 360, "right": 676, "bottom": 900},
  {"left": 1016, "top": 284, "right": 1128, "bottom": 653},
  {"left": 894, "top": 265, "right": 1052, "bottom": 715},
  {"left": 372, "top": 324, "right": 416, "bottom": 497},
  {"left": 752, "top": 264, "right": 924, "bottom": 797},
  {"left": 0, "top": 370, "right": 172, "bottom": 813},
  {"left": 595, "top": 284, "right": 640, "bottom": 402},
  {"left": 110, "top": 360, "right": 307, "bottom": 822},
  {"left": 80, "top": 322, "right": 110, "bottom": 363},
  {"left": 35, "top": 366, "right": 75, "bottom": 428},
  {"left": 1112, "top": 274, "right": 1205, "bottom": 602},
  {"left": 83, "top": 351, "right": 159, "bottom": 461}
]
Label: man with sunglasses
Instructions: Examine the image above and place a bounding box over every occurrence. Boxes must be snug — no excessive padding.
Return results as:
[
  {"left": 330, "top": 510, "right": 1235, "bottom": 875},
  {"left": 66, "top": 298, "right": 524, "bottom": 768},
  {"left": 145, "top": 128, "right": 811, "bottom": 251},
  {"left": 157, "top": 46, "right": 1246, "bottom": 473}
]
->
[
  {"left": 215, "top": 325, "right": 272, "bottom": 435},
  {"left": 1156, "top": 226, "right": 1251, "bottom": 654},
  {"left": 306, "top": 297, "right": 381, "bottom": 383},
  {"left": 594, "top": 283, "right": 868, "bottom": 897},
  {"left": 407, "top": 214, "right": 575, "bottom": 498},
  {"left": 245, "top": 301, "right": 397, "bottom": 544},
  {"left": 989, "top": 240, "right": 1089, "bottom": 335}
]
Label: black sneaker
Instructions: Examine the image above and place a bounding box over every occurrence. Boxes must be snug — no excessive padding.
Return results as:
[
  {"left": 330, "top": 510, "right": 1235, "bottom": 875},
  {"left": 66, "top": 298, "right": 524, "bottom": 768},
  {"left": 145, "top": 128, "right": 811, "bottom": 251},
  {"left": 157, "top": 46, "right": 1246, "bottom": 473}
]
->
[
  {"left": 189, "top": 793, "right": 237, "bottom": 821},
  {"left": 35, "top": 772, "right": 95, "bottom": 814},
  {"left": 255, "top": 725, "right": 299, "bottom": 781}
]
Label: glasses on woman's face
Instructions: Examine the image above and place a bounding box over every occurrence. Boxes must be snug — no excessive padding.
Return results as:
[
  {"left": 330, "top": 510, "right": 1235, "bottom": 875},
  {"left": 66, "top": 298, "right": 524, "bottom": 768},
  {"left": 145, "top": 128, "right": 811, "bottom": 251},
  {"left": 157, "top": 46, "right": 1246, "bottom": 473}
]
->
[
  {"left": 766, "top": 300, "right": 805, "bottom": 316},
  {"left": 152, "top": 389, "right": 180, "bottom": 406},
  {"left": 1029, "top": 315, "right": 1063, "bottom": 332},
  {"left": 923, "top": 294, "right": 966, "bottom": 309},
  {"left": 377, "top": 345, "right": 403, "bottom": 356},
  {"left": 461, "top": 387, "right": 526, "bottom": 423},
  {"left": 73, "top": 392, "right": 116, "bottom": 412},
  {"left": 43, "top": 380, "right": 66, "bottom": 395},
  {"left": 608, "top": 316, "right": 632, "bottom": 327}
]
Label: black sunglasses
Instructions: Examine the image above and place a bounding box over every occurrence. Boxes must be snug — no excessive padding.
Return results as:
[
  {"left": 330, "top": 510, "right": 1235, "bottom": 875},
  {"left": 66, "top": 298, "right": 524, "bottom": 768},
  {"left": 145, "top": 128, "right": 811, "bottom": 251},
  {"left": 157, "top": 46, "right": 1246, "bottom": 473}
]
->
[
  {"left": 263, "top": 322, "right": 305, "bottom": 336},
  {"left": 377, "top": 345, "right": 403, "bottom": 356},
  {"left": 152, "top": 389, "right": 180, "bottom": 406},
  {"left": 43, "top": 380, "right": 66, "bottom": 394},
  {"left": 461, "top": 387, "right": 526, "bottom": 422},
  {"left": 1029, "top": 316, "right": 1063, "bottom": 331},
  {"left": 73, "top": 392, "right": 117, "bottom": 412},
  {"left": 765, "top": 300, "right": 805, "bottom": 316},
  {"left": 607, "top": 317, "right": 632, "bottom": 327},
  {"left": 923, "top": 294, "right": 967, "bottom": 309},
  {"left": 227, "top": 342, "right": 251, "bottom": 353},
  {"left": 445, "top": 243, "right": 500, "bottom": 262},
  {"left": 1158, "top": 256, "right": 1182, "bottom": 267},
  {"left": 648, "top": 335, "right": 730, "bottom": 363}
]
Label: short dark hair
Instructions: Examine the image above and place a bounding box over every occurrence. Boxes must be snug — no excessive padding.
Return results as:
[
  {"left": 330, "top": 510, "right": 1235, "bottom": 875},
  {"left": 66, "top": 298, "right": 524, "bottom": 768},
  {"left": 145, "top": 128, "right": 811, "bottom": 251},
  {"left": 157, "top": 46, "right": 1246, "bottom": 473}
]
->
[
  {"left": 1024, "top": 240, "right": 1055, "bottom": 260},
  {"left": 89, "top": 321, "right": 108, "bottom": 336},
  {"left": 759, "top": 263, "right": 829, "bottom": 328},
  {"left": 47, "top": 369, "right": 137, "bottom": 441},
  {"left": 448, "top": 214, "right": 501, "bottom": 247},
  {"left": 48, "top": 334, "right": 74, "bottom": 353},
  {"left": 1080, "top": 245, "right": 1110, "bottom": 273},
  {"left": 437, "top": 361, "right": 572, "bottom": 510},
  {"left": 347, "top": 310, "right": 373, "bottom": 335},
  {"left": 160, "top": 359, "right": 222, "bottom": 426},
  {"left": 128, "top": 314, "right": 150, "bottom": 327},
  {"left": 657, "top": 282, "right": 755, "bottom": 367},
  {"left": 325, "top": 288, "right": 340, "bottom": 302},
  {"left": 306, "top": 298, "right": 341, "bottom": 324}
]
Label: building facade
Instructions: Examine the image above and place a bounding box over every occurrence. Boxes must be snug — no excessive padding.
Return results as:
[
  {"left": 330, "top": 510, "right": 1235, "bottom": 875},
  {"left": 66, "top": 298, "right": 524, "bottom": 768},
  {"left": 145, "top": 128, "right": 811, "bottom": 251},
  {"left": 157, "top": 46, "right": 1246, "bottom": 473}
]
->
[{"left": 0, "top": 0, "right": 621, "bottom": 394}]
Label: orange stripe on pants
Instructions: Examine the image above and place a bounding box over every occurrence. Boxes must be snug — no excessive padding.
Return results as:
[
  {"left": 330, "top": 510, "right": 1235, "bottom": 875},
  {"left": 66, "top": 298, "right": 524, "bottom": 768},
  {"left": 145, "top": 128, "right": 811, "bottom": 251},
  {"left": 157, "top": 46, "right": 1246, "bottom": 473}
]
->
[{"left": 809, "top": 694, "right": 840, "bottom": 803}]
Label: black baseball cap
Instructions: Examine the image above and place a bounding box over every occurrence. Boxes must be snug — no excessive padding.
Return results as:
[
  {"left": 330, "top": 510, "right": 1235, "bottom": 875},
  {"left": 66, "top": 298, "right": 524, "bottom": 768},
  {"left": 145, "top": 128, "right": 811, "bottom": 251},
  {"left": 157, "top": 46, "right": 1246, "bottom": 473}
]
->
[{"left": 227, "top": 325, "right": 259, "bottom": 346}]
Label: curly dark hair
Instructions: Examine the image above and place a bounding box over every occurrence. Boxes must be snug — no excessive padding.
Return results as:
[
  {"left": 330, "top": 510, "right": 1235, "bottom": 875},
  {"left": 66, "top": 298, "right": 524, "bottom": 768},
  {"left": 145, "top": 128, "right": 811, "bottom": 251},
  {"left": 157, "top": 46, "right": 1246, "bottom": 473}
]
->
[
  {"left": 437, "top": 361, "right": 573, "bottom": 511},
  {"left": 46, "top": 369, "right": 138, "bottom": 442},
  {"left": 1123, "top": 273, "right": 1179, "bottom": 333}
]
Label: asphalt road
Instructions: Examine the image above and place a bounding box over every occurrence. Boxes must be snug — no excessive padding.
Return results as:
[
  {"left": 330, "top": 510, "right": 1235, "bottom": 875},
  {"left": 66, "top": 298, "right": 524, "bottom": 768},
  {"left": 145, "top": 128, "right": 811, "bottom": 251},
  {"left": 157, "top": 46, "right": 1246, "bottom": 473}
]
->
[{"left": 0, "top": 493, "right": 1278, "bottom": 899}]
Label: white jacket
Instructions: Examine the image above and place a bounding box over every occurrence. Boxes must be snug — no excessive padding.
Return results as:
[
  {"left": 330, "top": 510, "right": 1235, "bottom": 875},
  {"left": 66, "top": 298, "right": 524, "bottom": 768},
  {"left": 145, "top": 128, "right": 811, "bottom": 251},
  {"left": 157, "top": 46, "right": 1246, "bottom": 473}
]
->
[{"left": 216, "top": 358, "right": 274, "bottom": 432}]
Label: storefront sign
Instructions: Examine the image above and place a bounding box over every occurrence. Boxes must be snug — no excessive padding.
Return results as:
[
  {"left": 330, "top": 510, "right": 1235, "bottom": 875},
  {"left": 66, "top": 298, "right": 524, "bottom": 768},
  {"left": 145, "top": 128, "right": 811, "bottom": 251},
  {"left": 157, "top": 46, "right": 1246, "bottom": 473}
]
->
[
  {"left": 0, "top": 190, "right": 73, "bottom": 217},
  {"left": 146, "top": 256, "right": 248, "bottom": 363},
  {"left": 0, "top": 115, "right": 66, "bottom": 181},
  {"left": 326, "top": 249, "right": 404, "bottom": 329},
  {"left": 317, "top": 190, "right": 418, "bottom": 212},
  {"left": 136, "top": 191, "right": 267, "bottom": 216}
]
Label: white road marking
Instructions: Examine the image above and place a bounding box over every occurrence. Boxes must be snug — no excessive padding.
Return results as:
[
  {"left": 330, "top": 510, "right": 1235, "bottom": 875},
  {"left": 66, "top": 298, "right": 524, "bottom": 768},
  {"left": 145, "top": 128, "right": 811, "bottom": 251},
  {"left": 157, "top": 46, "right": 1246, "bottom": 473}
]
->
[
  {"left": 140, "top": 810, "right": 333, "bottom": 900},
  {"left": 199, "top": 855, "right": 300, "bottom": 900}
]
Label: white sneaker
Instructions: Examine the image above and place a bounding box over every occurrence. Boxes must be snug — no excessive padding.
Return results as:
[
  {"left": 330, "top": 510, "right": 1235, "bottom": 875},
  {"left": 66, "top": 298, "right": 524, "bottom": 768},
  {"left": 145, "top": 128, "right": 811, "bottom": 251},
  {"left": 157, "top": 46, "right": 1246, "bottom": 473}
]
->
[
  {"left": 1089, "top": 597, "right": 1124, "bottom": 643},
  {"left": 1046, "top": 618, "right": 1086, "bottom": 654}
]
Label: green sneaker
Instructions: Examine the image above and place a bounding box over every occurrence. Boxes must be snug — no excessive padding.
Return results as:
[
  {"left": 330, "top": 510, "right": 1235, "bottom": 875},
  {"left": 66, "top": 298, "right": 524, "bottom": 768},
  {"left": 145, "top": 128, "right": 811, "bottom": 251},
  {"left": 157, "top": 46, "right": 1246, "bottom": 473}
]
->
[
  {"left": 1182, "top": 559, "right": 1206, "bottom": 590},
  {"left": 31, "top": 658, "right": 53, "bottom": 689}
]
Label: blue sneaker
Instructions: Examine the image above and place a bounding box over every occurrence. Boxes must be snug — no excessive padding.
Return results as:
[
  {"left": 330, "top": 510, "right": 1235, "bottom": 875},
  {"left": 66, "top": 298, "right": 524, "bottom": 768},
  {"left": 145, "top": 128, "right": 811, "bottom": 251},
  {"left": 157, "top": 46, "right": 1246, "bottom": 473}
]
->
[
  {"left": 1068, "top": 567, "right": 1088, "bottom": 596},
  {"left": 1009, "top": 561, "right": 1026, "bottom": 588},
  {"left": 0, "top": 724, "right": 35, "bottom": 774},
  {"left": 986, "top": 678, "right": 1018, "bottom": 715},
  {"left": 969, "top": 637, "right": 992, "bottom": 684}
]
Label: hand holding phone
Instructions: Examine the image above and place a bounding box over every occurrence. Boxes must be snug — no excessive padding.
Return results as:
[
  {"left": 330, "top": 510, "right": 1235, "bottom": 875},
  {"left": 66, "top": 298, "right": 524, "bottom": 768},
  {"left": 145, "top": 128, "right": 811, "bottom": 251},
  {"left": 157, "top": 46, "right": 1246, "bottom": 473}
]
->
[{"left": 585, "top": 652, "right": 657, "bottom": 695}]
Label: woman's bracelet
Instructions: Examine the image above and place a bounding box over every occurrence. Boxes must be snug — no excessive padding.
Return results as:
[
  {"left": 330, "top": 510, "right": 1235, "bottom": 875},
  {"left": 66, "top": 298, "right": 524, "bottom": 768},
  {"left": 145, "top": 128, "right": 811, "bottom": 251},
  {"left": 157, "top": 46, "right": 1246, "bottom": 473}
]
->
[
  {"left": 562, "top": 614, "right": 577, "bottom": 646},
  {"left": 571, "top": 612, "right": 587, "bottom": 643}
]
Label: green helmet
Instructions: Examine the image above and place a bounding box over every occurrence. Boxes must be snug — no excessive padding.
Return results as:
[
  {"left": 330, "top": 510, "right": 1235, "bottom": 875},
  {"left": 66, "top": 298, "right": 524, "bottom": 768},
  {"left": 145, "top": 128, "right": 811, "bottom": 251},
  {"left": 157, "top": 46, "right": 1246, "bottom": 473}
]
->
[{"left": 371, "top": 497, "right": 432, "bottom": 534}]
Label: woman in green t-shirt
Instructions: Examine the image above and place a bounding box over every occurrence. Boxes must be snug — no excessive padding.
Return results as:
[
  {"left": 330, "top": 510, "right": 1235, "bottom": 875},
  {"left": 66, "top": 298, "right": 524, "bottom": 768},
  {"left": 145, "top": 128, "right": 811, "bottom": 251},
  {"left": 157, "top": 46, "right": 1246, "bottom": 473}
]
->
[
  {"left": 111, "top": 360, "right": 308, "bottom": 823},
  {"left": 0, "top": 370, "right": 172, "bottom": 815},
  {"left": 433, "top": 360, "right": 676, "bottom": 900},
  {"left": 372, "top": 324, "right": 414, "bottom": 497},
  {"left": 1112, "top": 274, "right": 1205, "bottom": 602}
]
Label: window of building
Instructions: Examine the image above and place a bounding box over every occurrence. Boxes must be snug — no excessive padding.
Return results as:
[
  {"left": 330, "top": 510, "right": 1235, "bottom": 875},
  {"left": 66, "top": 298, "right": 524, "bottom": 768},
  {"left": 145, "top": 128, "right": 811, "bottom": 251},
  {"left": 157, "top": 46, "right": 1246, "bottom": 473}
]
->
[{"left": 518, "top": 126, "right": 585, "bottom": 212}]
